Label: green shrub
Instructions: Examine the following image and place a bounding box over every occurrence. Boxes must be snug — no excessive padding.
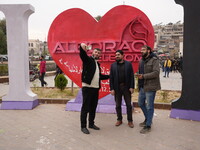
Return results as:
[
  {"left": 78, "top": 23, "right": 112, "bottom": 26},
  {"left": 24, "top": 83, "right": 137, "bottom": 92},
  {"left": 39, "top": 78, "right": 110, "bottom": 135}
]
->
[
  {"left": 55, "top": 74, "right": 68, "bottom": 91},
  {"left": 0, "top": 64, "right": 8, "bottom": 76}
]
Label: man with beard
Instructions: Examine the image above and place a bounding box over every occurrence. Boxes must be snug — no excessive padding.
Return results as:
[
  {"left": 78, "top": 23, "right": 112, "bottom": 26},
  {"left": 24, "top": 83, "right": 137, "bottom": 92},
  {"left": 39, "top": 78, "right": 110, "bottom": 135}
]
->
[
  {"left": 110, "top": 50, "right": 135, "bottom": 128},
  {"left": 136, "top": 45, "right": 161, "bottom": 134},
  {"left": 79, "top": 43, "right": 109, "bottom": 134}
]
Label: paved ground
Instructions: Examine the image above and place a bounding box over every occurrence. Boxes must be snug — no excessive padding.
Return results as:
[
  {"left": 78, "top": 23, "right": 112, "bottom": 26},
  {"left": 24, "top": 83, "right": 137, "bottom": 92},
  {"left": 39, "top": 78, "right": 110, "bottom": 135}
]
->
[
  {"left": 1, "top": 72, "right": 197, "bottom": 150},
  {"left": 0, "top": 104, "right": 199, "bottom": 150}
]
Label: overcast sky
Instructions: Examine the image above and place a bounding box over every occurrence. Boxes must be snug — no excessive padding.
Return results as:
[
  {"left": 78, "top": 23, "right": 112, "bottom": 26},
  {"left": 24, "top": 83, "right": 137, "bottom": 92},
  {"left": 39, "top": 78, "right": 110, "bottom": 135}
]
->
[{"left": 0, "top": 0, "right": 184, "bottom": 41}]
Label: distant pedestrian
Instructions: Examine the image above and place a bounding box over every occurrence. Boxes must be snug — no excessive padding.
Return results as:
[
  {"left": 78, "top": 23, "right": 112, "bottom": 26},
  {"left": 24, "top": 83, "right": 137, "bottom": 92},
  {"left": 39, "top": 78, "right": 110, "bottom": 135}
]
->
[
  {"left": 39, "top": 55, "right": 48, "bottom": 87},
  {"left": 36, "top": 63, "right": 40, "bottom": 71},
  {"left": 178, "top": 56, "right": 183, "bottom": 78},
  {"left": 136, "top": 45, "right": 161, "bottom": 134},
  {"left": 110, "top": 50, "right": 135, "bottom": 128},
  {"left": 163, "top": 57, "right": 172, "bottom": 77},
  {"left": 161, "top": 59, "right": 165, "bottom": 72},
  {"left": 54, "top": 65, "right": 63, "bottom": 80}
]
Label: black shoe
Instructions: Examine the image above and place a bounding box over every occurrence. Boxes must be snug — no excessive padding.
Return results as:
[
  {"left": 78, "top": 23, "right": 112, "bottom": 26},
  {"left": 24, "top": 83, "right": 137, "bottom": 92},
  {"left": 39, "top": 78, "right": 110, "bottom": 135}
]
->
[
  {"left": 81, "top": 128, "right": 90, "bottom": 134},
  {"left": 140, "top": 126, "right": 151, "bottom": 134},
  {"left": 45, "top": 83, "right": 48, "bottom": 87},
  {"left": 139, "top": 120, "right": 146, "bottom": 127},
  {"left": 89, "top": 124, "right": 100, "bottom": 130}
]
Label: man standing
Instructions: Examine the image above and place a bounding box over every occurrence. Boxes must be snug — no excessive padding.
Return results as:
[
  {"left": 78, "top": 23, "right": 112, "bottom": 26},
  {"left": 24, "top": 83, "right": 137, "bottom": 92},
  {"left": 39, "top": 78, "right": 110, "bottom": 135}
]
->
[
  {"left": 163, "top": 57, "right": 172, "bottom": 77},
  {"left": 79, "top": 43, "right": 109, "bottom": 134},
  {"left": 110, "top": 50, "right": 134, "bottom": 128},
  {"left": 54, "top": 65, "right": 63, "bottom": 80},
  {"left": 39, "top": 55, "right": 47, "bottom": 87},
  {"left": 137, "top": 45, "right": 161, "bottom": 134}
]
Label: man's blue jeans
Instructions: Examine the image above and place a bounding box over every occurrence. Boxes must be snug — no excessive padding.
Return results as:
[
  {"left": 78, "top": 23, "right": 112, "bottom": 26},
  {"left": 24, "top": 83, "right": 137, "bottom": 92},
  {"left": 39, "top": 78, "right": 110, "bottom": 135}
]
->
[
  {"left": 164, "top": 67, "right": 170, "bottom": 77},
  {"left": 138, "top": 88, "right": 156, "bottom": 127}
]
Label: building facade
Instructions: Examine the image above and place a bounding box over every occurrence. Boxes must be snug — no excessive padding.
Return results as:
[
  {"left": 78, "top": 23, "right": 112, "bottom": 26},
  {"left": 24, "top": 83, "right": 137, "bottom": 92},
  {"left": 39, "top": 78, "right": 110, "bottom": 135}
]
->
[
  {"left": 154, "top": 22, "right": 183, "bottom": 58},
  {"left": 28, "top": 39, "right": 48, "bottom": 57}
]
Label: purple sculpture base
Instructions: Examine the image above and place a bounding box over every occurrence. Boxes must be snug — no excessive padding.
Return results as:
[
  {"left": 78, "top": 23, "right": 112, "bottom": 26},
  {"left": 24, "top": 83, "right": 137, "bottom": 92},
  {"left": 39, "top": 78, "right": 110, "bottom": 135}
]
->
[
  {"left": 170, "top": 109, "right": 200, "bottom": 121},
  {"left": 66, "top": 89, "right": 128, "bottom": 114},
  {"left": 0, "top": 99, "right": 39, "bottom": 110}
]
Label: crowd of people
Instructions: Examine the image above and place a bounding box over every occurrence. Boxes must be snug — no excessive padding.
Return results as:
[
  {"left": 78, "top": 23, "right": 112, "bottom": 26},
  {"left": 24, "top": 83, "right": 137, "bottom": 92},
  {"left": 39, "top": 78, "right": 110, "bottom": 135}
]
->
[{"left": 160, "top": 56, "right": 183, "bottom": 78}]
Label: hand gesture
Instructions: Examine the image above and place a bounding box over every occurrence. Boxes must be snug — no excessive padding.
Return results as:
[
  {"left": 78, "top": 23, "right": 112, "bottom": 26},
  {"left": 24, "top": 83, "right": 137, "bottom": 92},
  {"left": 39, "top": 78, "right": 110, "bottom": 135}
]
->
[
  {"left": 80, "top": 43, "right": 87, "bottom": 52},
  {"left": 111, "top": 90, "right": 115, "bottom": 96}
]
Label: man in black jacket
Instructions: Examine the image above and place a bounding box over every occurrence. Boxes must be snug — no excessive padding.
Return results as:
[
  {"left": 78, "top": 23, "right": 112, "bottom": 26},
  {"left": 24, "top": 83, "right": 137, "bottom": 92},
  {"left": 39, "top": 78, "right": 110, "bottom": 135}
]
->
[
  {"left": 79, "top": 43, "right": 109, "bottom": 134},
  {"left": 110, "top": 50, "right": 135, "bottom": 128}
]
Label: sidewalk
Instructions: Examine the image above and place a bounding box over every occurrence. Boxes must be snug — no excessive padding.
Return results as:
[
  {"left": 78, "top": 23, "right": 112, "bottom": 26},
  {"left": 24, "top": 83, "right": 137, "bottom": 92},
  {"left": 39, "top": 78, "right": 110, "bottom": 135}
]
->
[{"left": 0, "top": 104, "right": 199, "bottom": 150}]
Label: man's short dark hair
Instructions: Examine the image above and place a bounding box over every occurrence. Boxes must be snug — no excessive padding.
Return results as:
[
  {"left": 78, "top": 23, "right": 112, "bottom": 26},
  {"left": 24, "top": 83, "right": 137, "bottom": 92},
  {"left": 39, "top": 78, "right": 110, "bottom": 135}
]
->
[
  {"left": 142, "top": 45, "right": 152, "bottom": 52},
  {"left": 40, "top": 55, "right": 44, "bottom": 58},
  {"left": 94, "top": 48, "right": 101, "bottom": 51},
  {"left": 116, "top": 50, "right": 124, "bottom": 55}
]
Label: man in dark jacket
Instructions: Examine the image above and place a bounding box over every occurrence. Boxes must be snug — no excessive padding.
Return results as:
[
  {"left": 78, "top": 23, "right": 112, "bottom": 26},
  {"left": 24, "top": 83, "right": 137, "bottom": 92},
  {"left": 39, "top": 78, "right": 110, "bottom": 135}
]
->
[
  {"left": 136, "top": 45, "right": 161, "bottom": 134},
  {"left": 110, "top": 50, "right": 135, "bottom": 128},
  {"left": 79, "top": 43, "right": 109, "bottom": 134}
]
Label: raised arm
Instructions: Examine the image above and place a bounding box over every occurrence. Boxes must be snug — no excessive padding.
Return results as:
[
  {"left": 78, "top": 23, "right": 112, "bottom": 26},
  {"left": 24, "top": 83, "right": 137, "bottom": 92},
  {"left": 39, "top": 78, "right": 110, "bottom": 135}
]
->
[{"left": 79, "top": 43, "right": 90, "bottom": 63}]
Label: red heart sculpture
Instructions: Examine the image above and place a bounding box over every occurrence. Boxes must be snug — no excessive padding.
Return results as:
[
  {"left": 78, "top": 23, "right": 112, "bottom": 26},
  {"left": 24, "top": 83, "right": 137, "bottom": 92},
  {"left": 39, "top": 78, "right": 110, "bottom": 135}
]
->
[{"left": 48, "top": 5, "right": 154, "bottom": 99}]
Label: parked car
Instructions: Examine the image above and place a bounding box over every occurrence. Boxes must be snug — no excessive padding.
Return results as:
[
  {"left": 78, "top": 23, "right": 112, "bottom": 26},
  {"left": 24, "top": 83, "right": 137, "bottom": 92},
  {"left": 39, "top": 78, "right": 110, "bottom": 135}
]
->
[
  {"left": 45, "top": 55, "right": 53, "bottom": 60},
  {"left": 0, "top": 55, "right": 8, "bottom": 62}
]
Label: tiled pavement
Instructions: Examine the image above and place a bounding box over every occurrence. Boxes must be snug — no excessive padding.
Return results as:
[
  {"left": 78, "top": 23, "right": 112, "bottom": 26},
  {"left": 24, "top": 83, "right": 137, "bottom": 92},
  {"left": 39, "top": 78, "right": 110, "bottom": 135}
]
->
[{"left": 0, "top": 104, "right": 199, "bottom": 150}]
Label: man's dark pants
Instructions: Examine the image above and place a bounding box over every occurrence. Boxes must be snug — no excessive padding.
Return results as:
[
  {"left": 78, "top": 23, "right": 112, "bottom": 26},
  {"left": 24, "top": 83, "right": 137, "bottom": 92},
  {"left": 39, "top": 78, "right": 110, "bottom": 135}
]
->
[
  {"left": 114, "top": 84, "right": 133, "bottom": 122},
  {"left": 81, "top": 87, "right": 99, "bottom": 128},
  {"left": 39, "top": 72, "right": 47, "bottom": 87}
]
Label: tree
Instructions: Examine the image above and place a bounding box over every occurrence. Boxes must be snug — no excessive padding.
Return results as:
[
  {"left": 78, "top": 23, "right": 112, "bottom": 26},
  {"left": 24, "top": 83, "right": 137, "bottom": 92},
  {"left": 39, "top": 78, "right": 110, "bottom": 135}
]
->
[
  {"left": 0, "top": 18, "right": 6, "bottom": 34},
  {"left": 0, "top": 18, "right": 7, "bottom": 54},
  {"left": 55, "top": 74, "right": 68, "bottom": 91}
]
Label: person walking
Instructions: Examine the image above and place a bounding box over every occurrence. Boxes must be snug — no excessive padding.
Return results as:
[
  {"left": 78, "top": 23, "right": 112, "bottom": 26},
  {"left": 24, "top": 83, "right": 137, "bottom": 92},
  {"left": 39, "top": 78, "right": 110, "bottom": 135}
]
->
[
  {"left": 110, "top": 50, "right": 134, "bottom": 128},
  {"left": 54, "top": 65, "right": 63, "bottom": 80},
  {"left": 79, "top": 43, "right": 109, "bottom": 134},
  {"left": 39, "top": 55, "right": 48, "bottom": 87},
  {"left": 136, "top": 45, "right": 161, "bottom": 134},
  {"left": 178, "top": 56, "right": 183, "bottom": 78},
  {"left": 163, "top": 57, "right": 172, "bottom": 77}
]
